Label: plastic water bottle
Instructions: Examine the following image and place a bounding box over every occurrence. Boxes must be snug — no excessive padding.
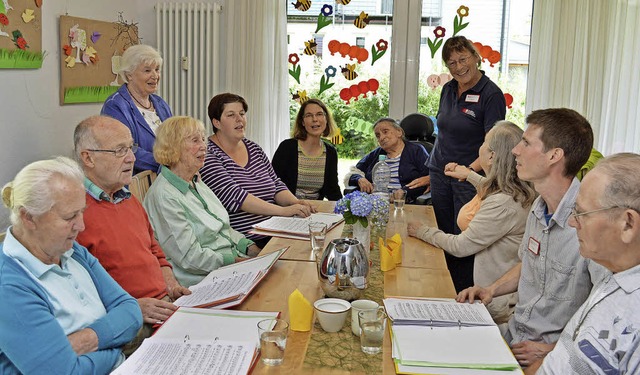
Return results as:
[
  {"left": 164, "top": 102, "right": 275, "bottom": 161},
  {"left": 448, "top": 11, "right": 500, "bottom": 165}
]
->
[{"left": 372, "top": 155, "right": 391, "bottom": 193}]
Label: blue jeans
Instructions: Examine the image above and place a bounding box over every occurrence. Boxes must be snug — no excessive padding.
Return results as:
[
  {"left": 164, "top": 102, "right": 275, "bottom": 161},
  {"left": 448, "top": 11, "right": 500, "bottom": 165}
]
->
[{"left": 429, "top": 167, "right": 477, "bottom": 292}]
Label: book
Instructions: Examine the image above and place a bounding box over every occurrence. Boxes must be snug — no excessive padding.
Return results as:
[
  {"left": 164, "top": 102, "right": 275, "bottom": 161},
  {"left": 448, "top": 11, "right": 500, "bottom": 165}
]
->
[
  {"left": 384, "top": 298, "right": 521, "bottom": 372},
  {"left": 250, "top": 213, "right": 344, "bottom": 240},
  {"left": 173, "top": 247, "right": 286, "bottom": 309},
  {"left": 112, "top": 308, "right": 280, "bottom": 375}
]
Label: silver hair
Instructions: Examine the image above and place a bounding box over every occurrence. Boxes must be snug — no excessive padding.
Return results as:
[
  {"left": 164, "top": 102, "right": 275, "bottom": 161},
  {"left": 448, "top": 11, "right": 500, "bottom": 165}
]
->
[
  {"left": 373, "top": 117, "right": 405, "bottom": 137},
  {"left": 118, "top": 44, "right": 163, "bottom": 83},
  {"left": 2, "top": 157, "right": 84, "bottom": 224},
  {"left": 592, "top": 153, "right": 640, "bottom": 214},
  {"left": 73, "top": 116, "right": 103, "bottom": 162}
]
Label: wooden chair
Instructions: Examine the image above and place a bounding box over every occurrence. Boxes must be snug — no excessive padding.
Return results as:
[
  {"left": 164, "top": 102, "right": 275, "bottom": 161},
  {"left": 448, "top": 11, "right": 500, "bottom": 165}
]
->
[{"left": 129, "top": 170, "right": 157, "bottom": 202}]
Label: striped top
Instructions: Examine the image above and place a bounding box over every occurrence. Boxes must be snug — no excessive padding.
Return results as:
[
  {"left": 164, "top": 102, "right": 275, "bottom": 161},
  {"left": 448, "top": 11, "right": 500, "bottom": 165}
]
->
[
  {"left": 295, "top": 142, "right": 326, "bottom": 200},
  {"left": 386, "top": 156, "right": 401, "bottom": 191},
  {"left": 200, "top": 138, "right": 289, "bottom": 240}
]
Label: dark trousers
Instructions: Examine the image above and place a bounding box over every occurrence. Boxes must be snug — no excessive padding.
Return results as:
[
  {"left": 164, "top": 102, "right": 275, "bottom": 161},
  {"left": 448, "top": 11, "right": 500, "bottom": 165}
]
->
[{"left": 429, "top": 168, "right": 477, "bottom": 293}]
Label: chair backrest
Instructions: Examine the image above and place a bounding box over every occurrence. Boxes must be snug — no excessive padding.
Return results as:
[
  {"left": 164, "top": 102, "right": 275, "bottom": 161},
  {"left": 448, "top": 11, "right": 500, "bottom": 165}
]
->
[
  {"left": 400, "top": 113, "right": 436, "bottom": 144},
  {"left": 129, "top": 170, "right": 157, "bottom": 202},
  {"left": 0, "top": 231, "right": 5, "bottom": 243}
]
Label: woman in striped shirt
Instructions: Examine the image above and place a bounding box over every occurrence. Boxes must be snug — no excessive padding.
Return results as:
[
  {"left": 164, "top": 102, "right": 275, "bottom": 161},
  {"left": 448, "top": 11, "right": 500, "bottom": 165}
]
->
[{"left": 200, "top": 93, "right": 315, "bottom": 248}]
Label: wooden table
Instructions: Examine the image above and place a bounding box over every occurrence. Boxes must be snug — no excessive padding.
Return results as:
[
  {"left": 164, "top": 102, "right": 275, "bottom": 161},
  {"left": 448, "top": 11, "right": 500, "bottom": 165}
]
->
[{"left": 241, "top": 203, "right": 455, "bottom": 374}]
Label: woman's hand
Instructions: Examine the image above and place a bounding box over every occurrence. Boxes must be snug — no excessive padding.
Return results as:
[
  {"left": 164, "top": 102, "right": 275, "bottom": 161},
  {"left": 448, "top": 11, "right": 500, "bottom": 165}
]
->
[
  {"left": 358, "top": 177, "right": 373, "bottom": 193},
  {"left": 406, "top": 176, "right": 431, "bottom": 193},
  {"left": 299, "top": 199, "right": 318, "bottom": 214},
  {"left": 407, "top": 221, "right": 424, "bottom": 238},
  {"left": 444, "top": 162, "right": 471, "bottom": 181},
  {"left": 282, "top": 203, "right": 311, "bottom": 217}
]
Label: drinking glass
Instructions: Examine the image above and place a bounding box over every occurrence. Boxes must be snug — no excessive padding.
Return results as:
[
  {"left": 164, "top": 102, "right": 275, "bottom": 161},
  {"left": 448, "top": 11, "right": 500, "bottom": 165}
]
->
[
  {"left": 309, "top": 222, "right": 327, "bottom": 255},
  {"left": 358, "top": 308, "right": 387, "bottom": 354},
  {"left": 391, "top": 189, "right": 407, "bottom": 210},
  {"left": 257, "top": 319, "right": 289, "bottom": 366}
]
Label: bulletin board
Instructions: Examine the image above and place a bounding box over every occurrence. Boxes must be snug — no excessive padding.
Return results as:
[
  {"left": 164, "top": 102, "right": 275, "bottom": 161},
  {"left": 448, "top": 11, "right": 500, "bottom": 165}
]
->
[
  {"left": 0, "top": 0, "right": 43, "bottom": 69},
  {"left": 59, "top": 15, "right": 138, "bottom": 105}
]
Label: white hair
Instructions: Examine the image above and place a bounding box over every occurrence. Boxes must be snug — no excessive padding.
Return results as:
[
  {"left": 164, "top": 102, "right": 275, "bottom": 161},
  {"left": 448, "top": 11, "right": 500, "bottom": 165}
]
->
[
  {"left": 2, "top": 157, "right": 84, "bottom": 224},
  {"left": 118, "top": 44, "right": 163, "bottom": 83}
]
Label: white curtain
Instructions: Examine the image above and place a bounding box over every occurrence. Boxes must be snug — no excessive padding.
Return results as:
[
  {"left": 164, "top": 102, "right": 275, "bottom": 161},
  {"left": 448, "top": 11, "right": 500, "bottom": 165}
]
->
[
  {"left": 526, "top": 0, "right": 640, "bottom": 154},
  {"left": 221, "top": 0, "right": 289, "bottom": 158}
]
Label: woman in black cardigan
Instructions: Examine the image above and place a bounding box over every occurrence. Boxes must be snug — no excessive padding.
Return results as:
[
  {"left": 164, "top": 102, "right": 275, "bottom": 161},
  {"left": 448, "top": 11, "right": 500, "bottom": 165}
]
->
[{"left": 272, "top": 99, "right": 342, "bottom": 201}]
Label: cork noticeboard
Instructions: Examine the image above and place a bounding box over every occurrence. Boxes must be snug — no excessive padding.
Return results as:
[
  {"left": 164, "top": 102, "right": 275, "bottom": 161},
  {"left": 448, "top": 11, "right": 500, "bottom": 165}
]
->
[
  {"left": 0, "top": 0, "right": 43, "bottom": 68},
  {"left": 59, "top": 15, "right": 138, "bottom": 105}
]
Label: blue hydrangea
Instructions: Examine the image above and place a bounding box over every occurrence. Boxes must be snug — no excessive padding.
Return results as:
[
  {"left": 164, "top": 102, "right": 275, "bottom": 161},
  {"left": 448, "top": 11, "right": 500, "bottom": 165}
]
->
[
  {"left": 369, "top": 193, "right": 390, "bottom": 222},
  {"left": 349, "top": 194, "right": 373, "bottom": 217}
]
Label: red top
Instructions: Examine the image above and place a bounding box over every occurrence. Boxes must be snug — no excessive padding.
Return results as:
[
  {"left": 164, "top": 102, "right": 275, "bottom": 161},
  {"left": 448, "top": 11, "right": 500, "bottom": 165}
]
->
[{"left": 77, "top": 193, "right": 171, "bottom": 299}]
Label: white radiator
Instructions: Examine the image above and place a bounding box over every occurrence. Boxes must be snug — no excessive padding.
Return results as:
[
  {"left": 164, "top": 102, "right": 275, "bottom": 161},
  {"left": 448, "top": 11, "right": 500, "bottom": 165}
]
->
[{"left": 156, "top": 2, "right": 222, "bottom": 133}]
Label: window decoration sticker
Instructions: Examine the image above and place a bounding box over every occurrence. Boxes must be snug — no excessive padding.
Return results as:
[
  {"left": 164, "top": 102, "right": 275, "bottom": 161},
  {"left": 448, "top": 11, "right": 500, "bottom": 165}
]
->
[
  {"left": 303, "top": 38, "right": 317, "bottom": 56},
  {"left": 336, "top": 0, "right": 351, "bottom": 5},
  {"left": 453, "top": 5, "right": 469, "bottom": 35},
  {"left": 504, "top": 93, "right": 513, "bottom": 109},
  {"left": 426, "top": 73, "right": 453, "bottom": 90},
  {"left": 330, "top": 127, "right": 344, "bottom": 145},
  {"left": 291, "top": 0, "right": 311, "bottom": 12},
  {"left": 473, "top": 41, "right": 501, "bottom": 67},
  {"left": 288, "top": 53, "right": 301, "bottom": 84},
  {"left": 340, "top": 63, "right": 357, "bottom": 81},
  {"left": 339, "top": 79, "right": 379, "bottom": 105},
  {"left": 293, "top": 90, "right": 309, "bottom": 105},
  {"left": 318, "top": 65, "right": 336, "bottom": 95},
  {"left": 427, "top": 26, "right": 446, "bottom": 59},
  {"left": 370, "top": 39, "right": 387, "bottom": 66},
  {"left": 327, "top": 40, "right": 368, "bottom": 64},
  {"left": 315, "top": 4, "right": 332, "bottom": 33},
  {"left": 353, "top": 11, "right": 369, "bottom": 29}
]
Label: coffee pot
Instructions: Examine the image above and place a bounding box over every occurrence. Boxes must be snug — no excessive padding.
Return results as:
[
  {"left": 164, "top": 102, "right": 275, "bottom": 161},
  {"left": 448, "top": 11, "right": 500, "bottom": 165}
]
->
[{"left": 317, "top": 238, "right": 369, "bottom": 301}]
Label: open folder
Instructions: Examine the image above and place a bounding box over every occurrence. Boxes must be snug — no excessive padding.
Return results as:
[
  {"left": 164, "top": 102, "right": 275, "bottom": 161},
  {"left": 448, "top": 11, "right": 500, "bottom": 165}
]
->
[
  {"left": 249, "top": 213, "right": 344, "bottom": 240},
  {"left": 384, "top": 298, "right": 521, "bottom": 373},
  {"left": 173, "top": 247, "right": 286, "bottom": 309}
]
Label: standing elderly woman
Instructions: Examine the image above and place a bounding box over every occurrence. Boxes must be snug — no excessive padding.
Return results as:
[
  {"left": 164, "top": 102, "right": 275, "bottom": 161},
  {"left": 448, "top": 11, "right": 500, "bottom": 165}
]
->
[
  {"left": 272, "top": 98, "right": 342, "bottom": 201},
  {"left": 143, "top": 116, "right": 261, "bottom": 287},
  {"left": 101, "top": 44, "right": 173, "bottom": 174},
  {"left": 200, "top": 93, "right": 314, "bottom": 249},
  {"left": 408, "top": 122, "right": 536, "bottom": 323},
  {"left": 348, "top": 117, "right": 430, "bottom": 203},
  {"left": 427, "top": 35, "right": 506, "bottom": 292},
  {"left": 0, "top": 157, "right": 141, "bottom": 374}
]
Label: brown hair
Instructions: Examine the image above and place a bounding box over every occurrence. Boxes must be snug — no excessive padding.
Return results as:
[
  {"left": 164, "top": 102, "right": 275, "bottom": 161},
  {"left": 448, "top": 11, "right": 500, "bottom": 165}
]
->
[
  {"left": 293, "top": 98, "right": 336, "bottom": 140},
  {"left": 525, "top": 108, "right": 594, "bottom": 177},
  {"left": 442, "top": 35, "right": 481, "bottom": 67},
  {"left": 207, "top": 93, "right": 248, "bottom": 133}
]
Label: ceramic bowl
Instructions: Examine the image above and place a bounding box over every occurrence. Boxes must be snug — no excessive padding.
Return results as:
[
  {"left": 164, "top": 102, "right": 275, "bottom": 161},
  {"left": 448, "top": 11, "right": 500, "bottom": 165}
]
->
[{"left": 313, "top": 298, "right": 351, "bottom": 333}]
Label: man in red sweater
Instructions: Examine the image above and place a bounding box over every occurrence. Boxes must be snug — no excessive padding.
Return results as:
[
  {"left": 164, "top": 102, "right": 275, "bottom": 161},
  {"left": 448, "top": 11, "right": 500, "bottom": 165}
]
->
[{"left": 74, "top": 116, "right": 190, "bottom": 353}]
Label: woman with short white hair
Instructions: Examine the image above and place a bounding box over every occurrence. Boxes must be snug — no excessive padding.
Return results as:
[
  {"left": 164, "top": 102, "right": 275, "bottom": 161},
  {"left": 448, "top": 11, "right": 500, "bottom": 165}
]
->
[
  {"left": 0, "top": 157, "right": 142, "bottom": 374},
  {"left": 102, "top": 44, "right": 173, "bottom": 174}
]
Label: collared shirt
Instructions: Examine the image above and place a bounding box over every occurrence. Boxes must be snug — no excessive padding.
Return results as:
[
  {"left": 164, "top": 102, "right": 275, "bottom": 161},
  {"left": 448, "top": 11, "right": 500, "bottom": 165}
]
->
[
  {"left": 506, "top": 178, "right": 608, "bottom": 344},
  {"left": 84, "top": 178, "right": 131, "bottom": 203},
  {"left": 538, "top": 265, "right": 640, "bottom": 374},
  {"left": 143, "top": 166, "right": 254, "bottom": 287},
  {"left": 2, "top": 229, "right": 107, "bottom": 335}
]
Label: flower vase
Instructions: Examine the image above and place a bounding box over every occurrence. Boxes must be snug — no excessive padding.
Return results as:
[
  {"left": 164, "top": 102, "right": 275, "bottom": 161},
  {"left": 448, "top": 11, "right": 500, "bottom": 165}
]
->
[{"left": 352, "top": 220, "right": 371, "bottom": 256}]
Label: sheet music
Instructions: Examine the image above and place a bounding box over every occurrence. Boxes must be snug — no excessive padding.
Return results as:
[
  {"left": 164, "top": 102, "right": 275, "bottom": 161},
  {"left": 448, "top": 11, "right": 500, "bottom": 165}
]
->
[
  {"left": 111, "top": 338, "right": 255, "bottom": 375},
  {"left": 252, "top": 213, "right": 344, "bottom": 236},
  {"left": 173, "top": 270, "right": 259, "bottom": 307},
  {"left": 384, "top": 298, "right": 494, "bottom": 326},
  {"left": 154, "top": 308, "right": 279, "bottom": 347}
]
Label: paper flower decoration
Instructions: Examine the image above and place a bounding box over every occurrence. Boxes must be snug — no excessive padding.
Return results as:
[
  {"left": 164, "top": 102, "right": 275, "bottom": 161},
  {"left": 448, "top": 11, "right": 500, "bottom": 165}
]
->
[
  {"left": 0, "top": 13, "right": 8, "bottom": 26},
  {"left": 453, "top": 5, "right": 470, "bottom": 36},
  {"left": 318, "top": 65, "right": 336, "bottom": 95},
  {"left": 21, "top": 9, "right": 35, "bottom": 23},
  {"left": 315, "top": 5, "right": 333, "bottom": 33},
  {"left": 91, "top": 31, "right": 101, "bottom": 44},
  {"left": 427, "top": 26, "right": 445, "bottom": 59},
  {"left": 288, "top": 53, "right": 301, "bottom": 84},
  {"left": 12, "top": 30, "right": 28, "bottom": 50},
  {"left": 371, "top": 39, "right": 388, "bottom": 66}
]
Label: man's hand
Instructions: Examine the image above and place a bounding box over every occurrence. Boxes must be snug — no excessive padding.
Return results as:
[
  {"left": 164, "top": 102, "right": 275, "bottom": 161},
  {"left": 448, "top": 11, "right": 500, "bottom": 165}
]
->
[
  {"left": 67, "top": 328, "right": 99, "bottom": 355},
  {"left": 510, "top": 341, "right": 555, "bottom": 367},
  {"left": 137, "top": 297, "right": 178, "bottom": 324},
  {"left": 162, "top": 266, "right": 191, "bottom": 301},
  {"left": 455, "top": 285, "right": 494, "bottom": 305},
  {"left": 357, "top": 178, "right": 373, "bottom": 193}
]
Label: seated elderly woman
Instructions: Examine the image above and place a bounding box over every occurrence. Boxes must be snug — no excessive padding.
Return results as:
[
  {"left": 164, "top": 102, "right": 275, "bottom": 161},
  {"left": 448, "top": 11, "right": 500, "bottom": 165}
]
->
[
  {"left": 348, "top": 117, "right": 430, "bottom": 203},
  {"left": 272, "top": 98, "right": 342, "bottom": 201},
  {"left": 408, "top": 121, "right": 536, "bottom": 323},
  {"left": 143, "top": 116, "right": 261, "bottom": 287},
  {"left": 200, "top": 93, "right": 315, "bottom": 248},
  {"left": 0, "top": 157, "right": 141, "bottom": 374}
]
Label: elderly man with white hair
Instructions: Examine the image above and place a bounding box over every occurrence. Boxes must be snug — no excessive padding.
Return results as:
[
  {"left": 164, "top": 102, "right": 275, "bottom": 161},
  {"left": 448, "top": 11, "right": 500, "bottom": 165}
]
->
[{"left": 527, "top": 153, "right": 640, "bottom": 374}]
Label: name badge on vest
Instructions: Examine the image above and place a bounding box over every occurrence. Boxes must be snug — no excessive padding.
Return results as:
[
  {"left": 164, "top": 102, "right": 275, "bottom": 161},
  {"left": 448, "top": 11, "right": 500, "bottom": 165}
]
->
[
  {"left": 465, "top": 94, "right": 480, "bottom": 103},
  {"left": 528, "top": 237, "right": 540, "bottom": 255}
]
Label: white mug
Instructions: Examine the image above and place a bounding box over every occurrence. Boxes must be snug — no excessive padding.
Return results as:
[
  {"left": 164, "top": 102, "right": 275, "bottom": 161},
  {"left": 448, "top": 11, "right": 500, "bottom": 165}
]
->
[{"left": 350, "top": 299, "right": 379, "bottom": 336}]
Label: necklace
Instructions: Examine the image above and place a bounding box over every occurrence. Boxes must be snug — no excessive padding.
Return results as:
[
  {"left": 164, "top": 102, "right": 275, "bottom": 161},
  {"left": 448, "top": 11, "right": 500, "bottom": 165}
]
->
[{"left": 127, "top": 86, "right": 153, "bottom": 110}]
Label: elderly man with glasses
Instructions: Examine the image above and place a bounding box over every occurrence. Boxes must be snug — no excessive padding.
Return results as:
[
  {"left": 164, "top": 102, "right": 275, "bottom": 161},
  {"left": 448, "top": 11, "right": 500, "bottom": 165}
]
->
[
  {"left": 527, "top": 153, "right": 640, "bottom": 374},
  {"left": 457, "top": 108, "right": 608, "bottom": 368},
  {"left": 73, "top": 115, "right": 191, "bottom": 355}
]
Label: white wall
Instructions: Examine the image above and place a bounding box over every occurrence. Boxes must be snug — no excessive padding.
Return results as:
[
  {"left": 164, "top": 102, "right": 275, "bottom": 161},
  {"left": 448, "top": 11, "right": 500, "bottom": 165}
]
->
[{"left": 0, "top": 0, "right": 170, "bottom": 230}]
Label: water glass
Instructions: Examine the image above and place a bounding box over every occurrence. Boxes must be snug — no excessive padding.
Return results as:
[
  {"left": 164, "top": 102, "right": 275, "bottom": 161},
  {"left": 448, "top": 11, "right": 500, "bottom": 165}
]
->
[
  {"left": 257, "top": 319, "right": 289, "bottom": 366},
  {"left": 358, "top": 308, "right": 387, "bottom": 354},
  {"left": 309, "top": 222, "right": 327, "bottom": 254},
  {"left": 391, "top": 189, "right": 407, "bottom": 210}
]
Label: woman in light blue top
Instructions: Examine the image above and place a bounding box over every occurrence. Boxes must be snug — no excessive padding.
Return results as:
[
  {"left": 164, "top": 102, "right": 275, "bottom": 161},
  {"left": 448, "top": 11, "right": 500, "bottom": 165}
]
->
[
  {"left": 0, "top": 156, "right": 142, "bottom": 374},
  {"left": 144, "top": 116, "right": 261, "bottom": 287}
]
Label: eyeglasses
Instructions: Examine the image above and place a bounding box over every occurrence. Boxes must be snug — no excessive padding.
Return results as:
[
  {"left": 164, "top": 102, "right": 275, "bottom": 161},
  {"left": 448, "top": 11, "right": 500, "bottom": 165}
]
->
[
  {"left": 446, "top": 55, "right": 473, "bottom": 69},
  {"left": 303, "top": 112, "right": 326, "bottom": 120},
  {"left": 87, "top": 144, "right": 138, "bottom": 157},
  {"left": 570, "top": 205, "right": 622, "bottom": 224}
]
